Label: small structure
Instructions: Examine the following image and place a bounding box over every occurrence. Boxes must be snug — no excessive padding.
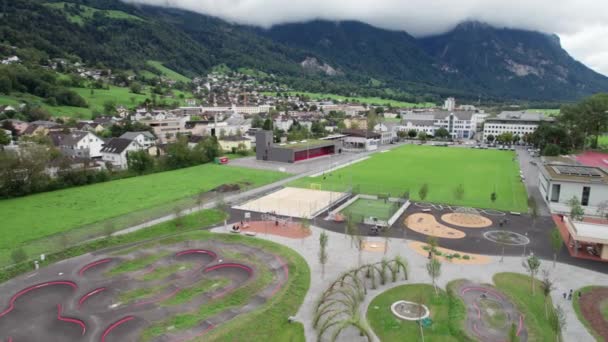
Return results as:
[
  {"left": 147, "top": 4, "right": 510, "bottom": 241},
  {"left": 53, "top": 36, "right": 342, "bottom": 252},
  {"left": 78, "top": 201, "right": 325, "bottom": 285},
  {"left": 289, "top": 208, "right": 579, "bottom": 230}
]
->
[
  {"left": 391, "top": 300, "right": 430, "bottom": 321},
  {"left": 563, "top": 216, "right": 608, "bottom": 260},
  {"left": 341, "top": 129, "right": 380, "bottom": 151}
]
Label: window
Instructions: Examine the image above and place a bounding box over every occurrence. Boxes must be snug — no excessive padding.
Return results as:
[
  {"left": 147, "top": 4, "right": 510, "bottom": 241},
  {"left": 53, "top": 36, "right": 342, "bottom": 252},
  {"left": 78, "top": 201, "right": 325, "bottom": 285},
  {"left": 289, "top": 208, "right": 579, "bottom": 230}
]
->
[
  {"left": 581, "top": 186, "right": 591, "bottom": 206},
  {"left": 550, "top": 184, "right": 561, "bottom": 202}
]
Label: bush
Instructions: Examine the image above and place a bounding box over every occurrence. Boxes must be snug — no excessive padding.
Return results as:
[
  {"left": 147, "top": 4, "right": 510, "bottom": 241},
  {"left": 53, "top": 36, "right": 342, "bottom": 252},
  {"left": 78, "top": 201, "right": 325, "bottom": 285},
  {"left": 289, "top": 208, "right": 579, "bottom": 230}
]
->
[
  {"left": 542, "top": 143, "right": 561, "bottom": 156},
  {"left": 453, "top": 253, "right": 461, "bottom": 259},
  {"left": 11, "top": 248, "right": 28, "bottom": 264},
  {"left": 462, "top": 255, "right": 471, "bottom": 260}
]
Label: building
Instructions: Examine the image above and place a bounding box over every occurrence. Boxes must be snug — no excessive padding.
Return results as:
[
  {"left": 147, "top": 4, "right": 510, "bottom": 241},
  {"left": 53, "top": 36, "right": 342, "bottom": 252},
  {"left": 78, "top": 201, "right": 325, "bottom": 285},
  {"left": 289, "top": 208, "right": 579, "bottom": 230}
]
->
[
  {"left": 341, "top": 129, "right": 381, "bottom": 151},
  {"left": 141, "top": 115, "right": 190, "bottom": 143},
  {"left": 561, "top": 216, "right": 608, "bottom": 260},
  {"left": 100, "top": 138, "right": 143, "bottom": 169},
  {"left": 49, "top": 131, "right": 104, "bottom": 158},
  {"left": 173, "top": 104, "right": 273, "bottom": 116},
  {"left": 256, "top": 130, "right": 342, "bottom": 163},
  {"left": 0, "top": 119, "right": 29, "bottom": 135},
  {"left": 443, "top": 97, "right": 456, "bottom": 111},
  {"left": 538, "top": 162, "right": 608, "bottom": 216},
  {"left": 399, "top": 111, "right": 484, "bottom": 140},
  {"left": 483, "top": 111, "right": 554, "bottom": 141},
  {"left": 119, "top": 131, "right": 156, "bottom": 148},
  {"left": 219, "top": 136, "right": 251, "bottom": 152}
]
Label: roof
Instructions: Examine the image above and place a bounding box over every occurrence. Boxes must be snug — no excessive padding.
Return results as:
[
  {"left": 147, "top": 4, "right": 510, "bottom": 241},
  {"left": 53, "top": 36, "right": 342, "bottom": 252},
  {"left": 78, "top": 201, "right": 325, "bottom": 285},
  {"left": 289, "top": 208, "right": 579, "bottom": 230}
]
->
[
  {"left": 275, "top": 139, "right": 336, "bottom": 150},
  {"left": 566, "top": 217, "right": 608, "bottom": 244},
  {"left": 49, "top": 131, "right": 91, "bottom": 147},
  {"left": 402, "top": 110, "right": 476, "bottom": 121},
  {"left": 101, "top": 138, "right": 137, "bottom": 154},
  {"left": 120, "top": 131, "right": 155, "bottom": 140},
  {"left": 341, "top": 129, "right": 381, "bottom": 139},
  {"left": 540, "top": 163, "right": 608, "bottom": 185},
  {"left": 30, "top": 120, "right": 59, "bottom": 127},
  {"left": 188, "top": 135, "right": 212, "bottom": 144},
  {"left": 487, "top": 111, "right": 555, "bottom": 123}
]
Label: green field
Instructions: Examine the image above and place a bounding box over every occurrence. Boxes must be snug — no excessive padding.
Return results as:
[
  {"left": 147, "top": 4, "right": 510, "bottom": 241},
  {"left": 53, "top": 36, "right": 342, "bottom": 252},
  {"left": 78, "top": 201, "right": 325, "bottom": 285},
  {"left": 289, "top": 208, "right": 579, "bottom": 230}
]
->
[
  {"left": 0, "top": 164, "right": 287, "bottom": 260},
  {"left": 45, "top": 2, "right": 143, "bottom": 25},
  {"left": 528, "top": 108, "right": 560, "bottom": 116},
  {"left": 599, "top": 135, "right": 608, "bottom": 149},
  {"left": 367, "top": 283, "right": 470, "bottom": 342},
  {"left": 291, "top": 145, "right": 528, "bottom": 211},
  {"left": 263, "top": 91, "right": 435, "bottom": 108},
  {"left": 341, "top": 198, "right": 398, "bottom": 222},
  {"left": 147, "top": 61, "right": 191, "bottom": 82}
]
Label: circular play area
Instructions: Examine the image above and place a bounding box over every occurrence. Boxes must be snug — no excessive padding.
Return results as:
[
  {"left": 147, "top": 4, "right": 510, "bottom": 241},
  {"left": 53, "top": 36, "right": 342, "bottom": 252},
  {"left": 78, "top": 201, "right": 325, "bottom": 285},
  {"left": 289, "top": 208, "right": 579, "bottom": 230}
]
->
[
  {"left": 457, "top": 282, "right": 528, "bottom": 342},
  {"left": 484, "top": 230, "right": 530, "bottom": 246},
  {"left": 0, "top": 239, "right": 291, "bottom": 341},
  {"left": 441, "top": 208, "right": 492, "bottom": 228},
  {"left": 391, "top": 301, "right": 430, "bottom": 321}
]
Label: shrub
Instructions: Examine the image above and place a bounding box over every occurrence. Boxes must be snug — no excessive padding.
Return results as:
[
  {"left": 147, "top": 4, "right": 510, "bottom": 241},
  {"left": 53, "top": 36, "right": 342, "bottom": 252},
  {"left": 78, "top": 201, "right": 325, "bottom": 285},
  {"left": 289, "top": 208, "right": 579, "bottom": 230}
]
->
[
  {"left": 11, "top": 248, "right": 28, "bottom": 264},
  {"left": 462, "top": 255, "right": 471, "bottom": 260},
  {"left": 453, "top": 253, "right": 461, "bottom": 259}
]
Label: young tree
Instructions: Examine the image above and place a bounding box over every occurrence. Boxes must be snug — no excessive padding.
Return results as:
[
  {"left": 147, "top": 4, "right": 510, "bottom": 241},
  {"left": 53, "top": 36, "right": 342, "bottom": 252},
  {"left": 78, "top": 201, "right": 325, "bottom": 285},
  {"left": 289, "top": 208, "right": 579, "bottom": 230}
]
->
[
  {"left": 524, "top": 254, "right": 541, "bottom": 295},
  {"left": 490, "top": 191, "right": 497, "bottom": 204},
  {"left": 319, "top": 231, "right": 329, "bottom": 278},
  {"left": 549, "top": 305, "right": 566, "bottom": 342},
  {"left": 407, "top": 129, "right": 418, "bottom": 139},
  {"left": 487, "top": 134, "right": 495, "bottom": 143},
  {"left": 418, "top": 183, "right": 429, "bottom": 202},
  {"left": 496, "top": 231, "right": 510, "bottom": 263},
  {"left": 550, "top": 229, "right": 563, "bottom": 268},
  {"left": 11, "top": 248, "right": 27, "bottom": 264},
  {"left": 0, "top": 129, "right": 10, "bottom": 147},
  {"left": 509, "top": 323, "right": 519, "bottom": 342},
  {"left": 300, "top": 217, "right": 311, "bottom": 245},
  {"left": 568, "top": 196, "right": 585, "bottom": 221},
  {"left": 540, "top": 270, "right": 554, "bottom": 319},
  {"left": 434, "top": 127, "right": 450, "bottom": 140},
  {"left": 454, "top": 184, "right": 465, "bottom": 201},
  {"left": 426, "top": 258, "right": 441, "bottom": 295},
  {"left": 346, "top": 217, "right": 363, "bottom": 265},
  {"left": 417, "top": 131, "right": 428, "bottom": 142}
]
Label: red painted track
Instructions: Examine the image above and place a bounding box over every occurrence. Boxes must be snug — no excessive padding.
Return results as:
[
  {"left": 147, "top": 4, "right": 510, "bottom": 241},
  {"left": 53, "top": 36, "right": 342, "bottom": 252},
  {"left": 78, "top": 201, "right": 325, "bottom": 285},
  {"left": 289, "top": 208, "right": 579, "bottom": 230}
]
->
[
  {"left": 175, "top": 249, "right": 217, "bottom": 259},
  {"left": 57, "top": 304, "right": 87, "bottom": 335},
  {"left": 270, "top": 255, "right": 289, "bottom": 297},
  {"left": 78, "top": 287, "right": 107, "bottom": 309},
  {"left": 101, "top": 316, "right": 135, "bottom": 342},
  {"left": 204, "top": 263, "right": 253, "bottom": 274},
  {"left": 462, "top": 286, "right": 525, "bottom": 337},
  {"left": 78, "top": 259, "right": 112, "bottom": 276},
  {"left": 460, "top": 286, "right": 506, "bottom": 301},
  {"left": 0, "top": 281, "right": 77, "bottom": 318}
]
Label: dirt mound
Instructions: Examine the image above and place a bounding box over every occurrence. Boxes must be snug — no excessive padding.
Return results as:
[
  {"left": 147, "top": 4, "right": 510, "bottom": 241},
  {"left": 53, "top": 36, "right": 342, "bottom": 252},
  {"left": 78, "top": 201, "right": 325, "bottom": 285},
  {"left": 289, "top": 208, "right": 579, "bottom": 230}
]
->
[{"left": 212, "top": 183, "right": 242, "bottom": 192}]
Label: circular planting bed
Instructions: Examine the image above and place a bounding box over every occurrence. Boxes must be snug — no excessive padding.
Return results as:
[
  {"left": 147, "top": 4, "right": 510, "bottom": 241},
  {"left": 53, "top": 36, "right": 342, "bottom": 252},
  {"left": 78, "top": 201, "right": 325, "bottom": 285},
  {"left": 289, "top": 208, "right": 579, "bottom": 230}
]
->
[
  {"left": 0, "top": 235, "right": 307, "bottom": 342},
  {"left": 484, "top": 231, "right": 530, "bottom": 246},
  {"left": 391, "top": 300, "right": 430, "bottom": 321}
]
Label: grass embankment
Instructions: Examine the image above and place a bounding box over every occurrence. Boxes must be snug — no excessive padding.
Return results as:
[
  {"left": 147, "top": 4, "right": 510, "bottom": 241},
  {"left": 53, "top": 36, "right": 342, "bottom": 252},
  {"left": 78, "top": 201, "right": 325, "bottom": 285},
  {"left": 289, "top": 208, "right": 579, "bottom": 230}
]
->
[
  {"left": 45, "top": 2, "right": 144, "bottom": 25},
  {"left": 0, "top": 164, "right": 287, "bottom": 265},
  {"left": 573, "top": 286, "right": 607, "bottom": 341},
  {"left": 263, "top": 91, "right": 435, "bottom": 108},
  {"left": 367, "top": 283, "right": 471, "bottom": 341},
  {"left": 1, "top": 209, "right": 310, "bottom": 341},
  {"left": 291, "top": 144, "right": 528, "bottom": 212},
  {"left": 147, "top": 61, "right": 191, "bottom": 82},
  {"left": 493, "top": 273, "right": 557, "bottom": 342}
]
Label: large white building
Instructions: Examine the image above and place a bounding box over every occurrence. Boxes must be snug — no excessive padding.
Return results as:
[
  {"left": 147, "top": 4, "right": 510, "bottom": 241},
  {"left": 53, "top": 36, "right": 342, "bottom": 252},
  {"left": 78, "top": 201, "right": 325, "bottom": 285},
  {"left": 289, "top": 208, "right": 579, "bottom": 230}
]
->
[
  {"left": 538, "top": 162, "right": 608, "bottom": 216},
  {"left": 398, "top": 111, "right": 486, "bottom": 140},
  {"left": 174, "top": 104, "right": 273, "bottom": 115},
  {"left": 483, "top": 111, "right": 554, "bottom": 141}
]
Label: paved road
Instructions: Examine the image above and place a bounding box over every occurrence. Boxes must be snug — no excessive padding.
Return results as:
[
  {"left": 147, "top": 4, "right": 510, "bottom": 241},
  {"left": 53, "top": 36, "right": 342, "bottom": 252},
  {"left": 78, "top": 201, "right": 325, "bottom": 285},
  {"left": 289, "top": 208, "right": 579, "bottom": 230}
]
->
[{"left": 516, "top": 146, "right": 552, "bottom": 216}]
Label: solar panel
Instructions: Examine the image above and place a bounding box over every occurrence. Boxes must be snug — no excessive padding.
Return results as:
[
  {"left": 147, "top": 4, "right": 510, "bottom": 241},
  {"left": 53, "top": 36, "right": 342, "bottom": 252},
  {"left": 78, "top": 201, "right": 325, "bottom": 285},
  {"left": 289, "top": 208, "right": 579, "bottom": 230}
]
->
[{"left": 552, "top": 165, "right": 603, "bottom": 177}]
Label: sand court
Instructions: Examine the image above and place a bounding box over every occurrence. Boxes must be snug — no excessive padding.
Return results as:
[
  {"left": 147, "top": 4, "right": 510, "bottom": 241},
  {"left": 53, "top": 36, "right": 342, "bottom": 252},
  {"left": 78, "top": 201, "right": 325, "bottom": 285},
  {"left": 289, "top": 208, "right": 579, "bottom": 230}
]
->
[
  {"left": 405, "top": 213, "right": 466, "bottom": 239},
  {"left": 234, "top": 187, "right": 347, "bottom": 218},
  {"left": 441, "top": 213, "right": 492, "bottom": 228}
]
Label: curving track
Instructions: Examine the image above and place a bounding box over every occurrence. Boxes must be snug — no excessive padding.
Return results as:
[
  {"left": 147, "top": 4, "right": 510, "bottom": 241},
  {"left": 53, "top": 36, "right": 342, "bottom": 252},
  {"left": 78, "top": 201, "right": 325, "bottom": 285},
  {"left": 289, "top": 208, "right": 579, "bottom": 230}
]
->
[{"left": 0, "top": 240, "right": 289, "bottom": 342}]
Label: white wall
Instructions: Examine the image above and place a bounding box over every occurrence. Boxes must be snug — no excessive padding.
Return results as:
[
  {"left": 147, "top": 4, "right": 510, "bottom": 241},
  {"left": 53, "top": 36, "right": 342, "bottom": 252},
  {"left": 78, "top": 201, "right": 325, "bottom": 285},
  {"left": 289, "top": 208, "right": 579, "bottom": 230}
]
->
[{"left": 540, "top": 175, "right": 608, "bottom": 216}]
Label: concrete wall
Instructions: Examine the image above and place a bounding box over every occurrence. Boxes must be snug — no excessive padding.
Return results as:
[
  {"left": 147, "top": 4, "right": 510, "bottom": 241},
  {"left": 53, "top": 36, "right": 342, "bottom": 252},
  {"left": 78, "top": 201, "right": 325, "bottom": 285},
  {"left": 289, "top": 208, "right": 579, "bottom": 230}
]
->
[{"left": 539, "top": 172, "right": 608, "bottom": 216}]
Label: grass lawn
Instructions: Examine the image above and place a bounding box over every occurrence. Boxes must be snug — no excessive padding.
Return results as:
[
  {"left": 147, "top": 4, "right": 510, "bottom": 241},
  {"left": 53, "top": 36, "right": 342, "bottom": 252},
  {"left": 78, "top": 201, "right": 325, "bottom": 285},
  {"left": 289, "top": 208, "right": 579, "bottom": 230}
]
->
[
  {"left": 45, "top": 2, "right": 144, "bottom": 25},
  {"left": 493, "top": 273, "right": 557, "bottom": 342},
  {"left": 528, "top": 108, "right": 560, "bottom": 116},
  {"left": 147, "top": 61, "right": 191, "bottom": 82},
  {"left": 0, "top": 164, "right": 287, "bottom": 265},
  {"left": 367, "top": 283, "right": 470, "bottom": 342},
  {"left": 573, "top": 286, "right": 606, "bottom": 341},
  {"left": 162, "top": 278, "right": 231, "bottom": 306},
  {"left": 263, "top": 91, "right": 435, "bottom": 108},
  {"left": 599, "top": 135, "right": 608, "bottom": 149},
  {"left": 290, "top": 145, "right": 528, "bottom": 212},
  {"left": 140, "top": 263, "right": 194, "bottom": 281},
  {"left": 119, "top": 284, "right": 168, "bottom": 303},
  {"left": 107, "top": 252, "right": 170, "bottom": 276},
  {"left": 341, "top": 198, "right": 399, "bottom": 222}
]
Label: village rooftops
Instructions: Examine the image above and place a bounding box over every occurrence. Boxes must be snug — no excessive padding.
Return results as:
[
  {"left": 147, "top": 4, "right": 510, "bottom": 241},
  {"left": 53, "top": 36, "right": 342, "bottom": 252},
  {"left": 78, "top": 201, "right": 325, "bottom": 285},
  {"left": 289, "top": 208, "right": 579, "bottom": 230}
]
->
[
  {"left": 100, "top": 138, "right": 137, "bottom": 154},
  {"left": 219, "top": 135, "right": 250, "bottom": 142},
  {"left": 540, "top": 163, "right": 608, "bottom": 185},
  {"left": 341, "top": 129, "right": 382, "bottom": 139}
]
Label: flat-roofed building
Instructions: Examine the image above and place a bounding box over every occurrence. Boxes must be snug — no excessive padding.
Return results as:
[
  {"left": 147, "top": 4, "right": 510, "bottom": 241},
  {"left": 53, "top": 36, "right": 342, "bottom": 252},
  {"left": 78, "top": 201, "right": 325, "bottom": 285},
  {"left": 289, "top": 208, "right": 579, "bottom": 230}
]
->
[
  {"left": 483, "top": 111, "right": 554, "bottom": 141},
  {"left": 256, "top": 130, "right": 342, "bottom": 163}
]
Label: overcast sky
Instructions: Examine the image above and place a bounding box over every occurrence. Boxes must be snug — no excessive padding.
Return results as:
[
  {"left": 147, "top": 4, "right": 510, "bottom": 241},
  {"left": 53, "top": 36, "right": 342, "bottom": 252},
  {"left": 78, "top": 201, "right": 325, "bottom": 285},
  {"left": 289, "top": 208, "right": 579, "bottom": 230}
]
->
[{"left": 125, "top": 0, "right": 608, "bottom": 76}]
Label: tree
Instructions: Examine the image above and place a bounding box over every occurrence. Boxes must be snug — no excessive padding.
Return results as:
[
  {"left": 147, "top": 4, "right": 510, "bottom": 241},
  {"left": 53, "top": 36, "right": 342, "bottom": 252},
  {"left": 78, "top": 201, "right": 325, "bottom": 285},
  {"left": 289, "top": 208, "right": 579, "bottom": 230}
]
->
[
  {"left": 550, "top": 229, "right": 563, "bottom": 268},
  {"left": 11, "top": 248, "right": 27, "bottom": 264},
  {"left": 454, "top": 184, "right": 464, "bottom": 201},
  {"left": 496, "top": 231, "right": 510, "bottom": 263},
  {"left": 300, "top": 218, "right": 311, "bottom": 245},
  {"left": 426, "top": 258, "right": 441, "bottom": 295},
  {"left": 417, "top": 131, "right": 427, "bottom": 142},
  {"left": 346, "top": 217, "right": 363, "bottom": 266},
  {"left": 319, "top": 231, "right": 329, "bottom": 278},
  {"left": 434, "top": 127, "right": 450, "bottom": 140},
  {"left": 487, "top": 134, "right": 495, "bottom": 143},
  {"left": 568, "top": 196, "right": 585, "bottom": 221},
  {"left": 418, "top": 183, "right": 429, "bottom": 201},
  {"left": 509, "top": 323, "right": 519, "bottom": 342},
  {"left": 262, "top": 118, "right": 273, "bottom": 131},
  {"left": 103, "top": 100, "right": 117, "bottom": 115},
  {"left": 366, "top": 109, "right": 378, "bottom": 132},
  {"left": 542, "top": 143, "right": 561, "bottom": 156},
  {"left": 129, "top": 82, "right": 142, "bottom": 94},
  {"left": 0, "top": 129, "right": 10, "bottom": 147},
  {"left": 549, "top": 305, "right": 566, "bottom": 342},
  {"left": 127, "top": 150, "right": 154, "bottom": 174},
  {"left": 596, "top": 200, "right": 608, "bottom": 219},
  {"left": 251, "top": 115, "right": 264, "bottom": 128},
  {"left": 540, "top": 270, "right": 554, "bottom": 319},
  {"left": 524, "top": 254, "right": 541, "bottom": 295},
  {"left": 407, "top": 129, "right": 418, "bottom": 139},
  {"left": 490, "top": 191, "right": 497, "bottom": 203}
]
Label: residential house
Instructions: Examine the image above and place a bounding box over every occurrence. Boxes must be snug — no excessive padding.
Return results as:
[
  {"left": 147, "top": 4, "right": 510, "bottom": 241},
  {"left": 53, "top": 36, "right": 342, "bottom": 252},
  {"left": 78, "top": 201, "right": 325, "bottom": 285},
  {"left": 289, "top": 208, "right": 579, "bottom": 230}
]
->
[
  {"left": 49, "top": 130, "right": 105, "bottom": 158},
  {"left": 75, "top": 121, "right": 105, "bottom": 133},
  {"left": 0, "top": 119, "right": 29, "bottom": 135},
  {"left": 100, "top": 138, "right": 143, "bottom": 169},
  {"left": 219, "top": 136, "right": 251, "bottom": 152},
  {"left": 119, "top": 131, "right": 156, "bottom": 148}
]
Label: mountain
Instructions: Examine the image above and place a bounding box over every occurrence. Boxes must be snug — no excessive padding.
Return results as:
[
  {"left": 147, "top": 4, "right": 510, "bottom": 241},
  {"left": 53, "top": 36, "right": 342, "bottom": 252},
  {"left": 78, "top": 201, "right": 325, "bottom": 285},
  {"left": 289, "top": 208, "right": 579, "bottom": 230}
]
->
[
  {"left": 418, "top": 21, "right": 608, "bottom": 100},
  {"left": 1, "top": 0, "right": 607, "bottom": 102}
]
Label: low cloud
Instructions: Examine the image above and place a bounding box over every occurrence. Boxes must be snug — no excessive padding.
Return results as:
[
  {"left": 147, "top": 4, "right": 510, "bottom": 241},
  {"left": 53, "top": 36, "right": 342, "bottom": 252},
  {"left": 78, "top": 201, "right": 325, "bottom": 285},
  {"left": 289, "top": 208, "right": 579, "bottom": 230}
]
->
[{"left": 123, "top": 0, "right": 608, "bottom": 75}]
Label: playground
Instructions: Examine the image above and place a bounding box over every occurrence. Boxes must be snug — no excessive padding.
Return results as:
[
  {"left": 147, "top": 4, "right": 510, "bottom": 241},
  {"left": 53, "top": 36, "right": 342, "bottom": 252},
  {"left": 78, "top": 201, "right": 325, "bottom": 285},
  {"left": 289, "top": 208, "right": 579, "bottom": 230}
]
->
[
  {"left": 233, "top": 187, "right": 347, "bottom": 218},
  {"left": 0, "top": 239, "right": 290, "bottom": 341},
  {"left": 456, "top": 281, "right": 527, "bottom": 342},
  {"left": 339, "top": 197, "right": 400, "bottom": 223}
]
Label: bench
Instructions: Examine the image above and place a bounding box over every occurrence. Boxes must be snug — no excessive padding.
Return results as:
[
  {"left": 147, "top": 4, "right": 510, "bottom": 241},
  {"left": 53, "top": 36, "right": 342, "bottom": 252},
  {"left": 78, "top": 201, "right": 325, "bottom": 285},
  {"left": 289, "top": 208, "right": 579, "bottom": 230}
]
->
[
  {"left": 421, "top": 208, "right": 431, "bottom": 213},
  {"left": 245, "top": 232, "right": 257, "bottom": 237},
  {"left": 509, "top": 212, "right": 521, "bottom": 216}
]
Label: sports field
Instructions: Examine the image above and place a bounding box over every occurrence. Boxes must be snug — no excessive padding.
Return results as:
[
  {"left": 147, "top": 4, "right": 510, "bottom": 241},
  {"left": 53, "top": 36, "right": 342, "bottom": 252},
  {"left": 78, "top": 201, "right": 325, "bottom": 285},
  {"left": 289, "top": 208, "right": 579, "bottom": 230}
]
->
[
  {"left": 290, "top": 145, "right": 528, "bottom": 212},
  {"left": 340, "top": 198, "right": 398, "bottom": 222},
  {"left": 0, "top": 164, "right": 287, "bottom": 256}
]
